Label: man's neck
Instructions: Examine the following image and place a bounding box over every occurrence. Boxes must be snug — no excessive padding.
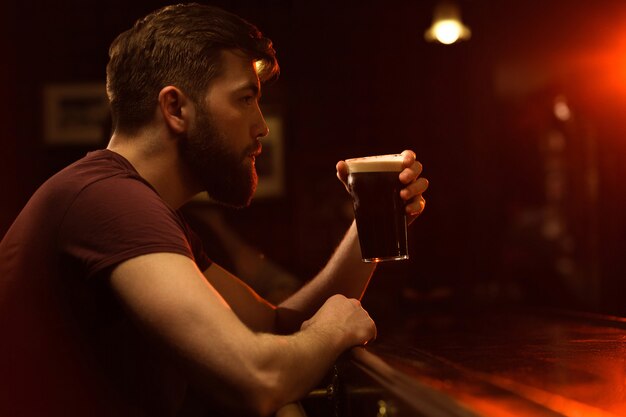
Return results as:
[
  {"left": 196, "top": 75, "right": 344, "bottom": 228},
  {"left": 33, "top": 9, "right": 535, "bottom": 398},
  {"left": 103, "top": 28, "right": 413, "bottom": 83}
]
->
[{"left": 107, "top": 129, "right": 201, "bottom": 209}]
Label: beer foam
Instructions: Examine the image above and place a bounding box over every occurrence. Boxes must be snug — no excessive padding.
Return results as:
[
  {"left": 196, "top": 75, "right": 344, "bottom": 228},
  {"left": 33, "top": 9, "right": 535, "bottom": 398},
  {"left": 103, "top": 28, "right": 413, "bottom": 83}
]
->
[{"left": 345, "top": 154, "right": 404, "bottom": 173}]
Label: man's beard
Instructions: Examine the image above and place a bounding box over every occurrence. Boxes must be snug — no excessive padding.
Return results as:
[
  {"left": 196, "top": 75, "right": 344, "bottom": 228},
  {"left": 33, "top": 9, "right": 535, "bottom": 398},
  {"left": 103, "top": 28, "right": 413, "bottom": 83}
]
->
[{"left": 179, "top": 107, "right": 258, "bottom": 208}]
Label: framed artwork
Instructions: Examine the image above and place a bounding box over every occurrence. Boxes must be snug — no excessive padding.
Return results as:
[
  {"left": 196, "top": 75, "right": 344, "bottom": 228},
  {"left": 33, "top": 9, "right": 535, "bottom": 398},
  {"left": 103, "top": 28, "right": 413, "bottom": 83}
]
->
[
  {"left": 43, "top": 83, "right": 109, "bottom": 146},
  {"left": 254, "top": 114, "right": 285, "bottom": 198}
]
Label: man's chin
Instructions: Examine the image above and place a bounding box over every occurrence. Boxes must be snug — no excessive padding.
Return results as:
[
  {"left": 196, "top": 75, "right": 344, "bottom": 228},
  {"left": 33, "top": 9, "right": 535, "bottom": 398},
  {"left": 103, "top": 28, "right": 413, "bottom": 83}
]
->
[
  {"left": 199, "top": 168, "right": 257, "bottom": 208},
  {"left": 208, "top": 188, "right": 256, "bottom": 209}
]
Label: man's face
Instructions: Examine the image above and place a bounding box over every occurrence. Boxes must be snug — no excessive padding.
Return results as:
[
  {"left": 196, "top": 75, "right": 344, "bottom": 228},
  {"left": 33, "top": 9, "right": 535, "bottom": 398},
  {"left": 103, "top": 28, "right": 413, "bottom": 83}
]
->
[{"left": 179, "top": 50, "right": 269, "bottom": 208}]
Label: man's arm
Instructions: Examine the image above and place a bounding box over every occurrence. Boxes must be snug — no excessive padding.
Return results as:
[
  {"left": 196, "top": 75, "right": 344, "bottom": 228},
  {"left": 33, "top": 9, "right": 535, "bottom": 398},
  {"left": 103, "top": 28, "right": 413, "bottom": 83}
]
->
[
  {"left": 109, "top": 252, "right": 375, "bottom": 416},
  {"left": 275, "top": 221, "right": 374, "bottom": 332}
]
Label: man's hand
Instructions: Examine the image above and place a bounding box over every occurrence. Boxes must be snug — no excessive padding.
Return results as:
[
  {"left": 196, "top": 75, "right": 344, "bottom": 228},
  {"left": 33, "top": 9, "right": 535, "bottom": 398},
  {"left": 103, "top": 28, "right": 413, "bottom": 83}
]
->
[
  {"left": 336, "top": 150, "right": 429, "bottom": 224},
  {"left": 300, "top": 294, "right": 376, "bottom": 347}
]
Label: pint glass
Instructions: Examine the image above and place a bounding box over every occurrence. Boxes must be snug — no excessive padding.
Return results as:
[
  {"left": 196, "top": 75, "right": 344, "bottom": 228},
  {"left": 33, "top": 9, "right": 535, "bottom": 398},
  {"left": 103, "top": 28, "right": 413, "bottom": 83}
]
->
[{"left": 346, "top": 154, "right": 408, "bottom": 262}]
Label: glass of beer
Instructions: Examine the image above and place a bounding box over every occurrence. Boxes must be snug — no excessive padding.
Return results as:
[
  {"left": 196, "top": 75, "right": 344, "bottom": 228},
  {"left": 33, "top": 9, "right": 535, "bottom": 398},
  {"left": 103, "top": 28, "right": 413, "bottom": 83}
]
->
[{"left": 346, "top": 154, "right": 408, "bottom": 263}]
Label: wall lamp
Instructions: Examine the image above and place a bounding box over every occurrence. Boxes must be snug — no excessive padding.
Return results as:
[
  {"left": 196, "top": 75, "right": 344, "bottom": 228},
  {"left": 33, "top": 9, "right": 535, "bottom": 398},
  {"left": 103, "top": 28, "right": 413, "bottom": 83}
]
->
[{"left": 424, "top": 1, "right": 471, "bottom": 45}]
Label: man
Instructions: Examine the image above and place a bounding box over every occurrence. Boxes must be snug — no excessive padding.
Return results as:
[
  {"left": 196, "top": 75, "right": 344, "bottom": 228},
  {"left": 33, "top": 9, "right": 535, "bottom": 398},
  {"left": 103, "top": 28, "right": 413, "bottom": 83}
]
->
[{"left": 0, "top": 4, "right": 428, "bottom": 417}]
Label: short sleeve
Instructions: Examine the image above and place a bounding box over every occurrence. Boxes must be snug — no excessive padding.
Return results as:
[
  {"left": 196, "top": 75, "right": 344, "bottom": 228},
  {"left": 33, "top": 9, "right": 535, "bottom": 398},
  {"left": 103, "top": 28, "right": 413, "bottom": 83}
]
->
[
  {"left": 58, "top": 176, "right": 208, "bottom": 278},
  {"left": 181, "top": 220, "right": 212, "bottom": 272}
]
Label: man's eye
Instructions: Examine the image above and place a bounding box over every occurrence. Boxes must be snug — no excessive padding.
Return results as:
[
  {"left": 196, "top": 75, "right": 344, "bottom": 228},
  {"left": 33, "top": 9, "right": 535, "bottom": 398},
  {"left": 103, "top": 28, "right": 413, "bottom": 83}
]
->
[{"left": 242, "top": 96, "right": 255, "bottom": 104}]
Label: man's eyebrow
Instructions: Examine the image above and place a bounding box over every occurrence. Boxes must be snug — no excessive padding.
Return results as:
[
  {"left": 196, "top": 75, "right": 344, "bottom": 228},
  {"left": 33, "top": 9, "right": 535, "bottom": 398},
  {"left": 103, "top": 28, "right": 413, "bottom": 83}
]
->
[{"left": 235, "top": 82, "right": 261, "bottom": 98}]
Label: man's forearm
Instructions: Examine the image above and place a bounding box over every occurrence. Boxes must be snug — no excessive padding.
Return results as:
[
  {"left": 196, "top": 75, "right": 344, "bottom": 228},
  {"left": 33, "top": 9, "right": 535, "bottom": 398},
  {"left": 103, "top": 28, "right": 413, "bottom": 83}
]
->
[
  {"left": 312, "top": 221, "right": 376, "bottom": 299},
  {"left": 275, "top": 221, "right": 376, "bottom": 333},
  {"left": 208, "top": 293, "right": 374, "bottom": 416}
]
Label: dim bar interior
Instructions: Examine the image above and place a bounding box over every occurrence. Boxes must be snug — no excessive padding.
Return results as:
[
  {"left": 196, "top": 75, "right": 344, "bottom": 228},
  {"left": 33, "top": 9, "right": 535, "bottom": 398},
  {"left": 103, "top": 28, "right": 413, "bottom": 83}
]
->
[{"left": 2, "top": 0, "right": 626, "bottom": 416}]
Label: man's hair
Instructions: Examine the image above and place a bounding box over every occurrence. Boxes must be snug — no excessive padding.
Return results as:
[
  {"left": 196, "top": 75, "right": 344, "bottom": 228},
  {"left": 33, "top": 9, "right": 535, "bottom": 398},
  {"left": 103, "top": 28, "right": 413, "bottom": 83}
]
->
[{"left": 106, "top": 3, "right": 279, "bottom": 134}]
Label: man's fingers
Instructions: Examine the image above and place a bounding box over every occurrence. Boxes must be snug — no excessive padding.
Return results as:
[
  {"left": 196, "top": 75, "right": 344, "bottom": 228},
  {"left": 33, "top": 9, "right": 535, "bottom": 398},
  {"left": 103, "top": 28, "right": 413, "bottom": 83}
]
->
[
  {"left": 406, "top": 195, "right": 426, "bottom": 217},
  {"left": 399, "top": 160, "right": 423, "bottom": 184},
  {"left": 400, "top": 177, "right": 429, "bottom": 200},
  {"left": 401, "top": 149, "right": 417, "bottom": 164},
  {"left": 336, "top": 160, "right": 349, "bottom": 183}
]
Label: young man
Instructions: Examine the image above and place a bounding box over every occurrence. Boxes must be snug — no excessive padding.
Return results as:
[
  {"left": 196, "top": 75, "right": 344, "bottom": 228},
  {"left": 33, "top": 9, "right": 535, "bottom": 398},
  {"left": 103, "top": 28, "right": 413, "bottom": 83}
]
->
[{"left": 0, "top": 4, "right": 428, "bottom": 416}]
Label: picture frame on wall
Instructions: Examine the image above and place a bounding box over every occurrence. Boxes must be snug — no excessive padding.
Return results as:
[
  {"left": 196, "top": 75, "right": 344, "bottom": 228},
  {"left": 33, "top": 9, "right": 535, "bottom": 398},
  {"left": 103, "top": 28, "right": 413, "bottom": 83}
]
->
[
  {"left": 254, "top": 114, "right": 285, "bottom": 198},
  {"left": 43, "top": 83, "right": 109, "bottom": 146}
]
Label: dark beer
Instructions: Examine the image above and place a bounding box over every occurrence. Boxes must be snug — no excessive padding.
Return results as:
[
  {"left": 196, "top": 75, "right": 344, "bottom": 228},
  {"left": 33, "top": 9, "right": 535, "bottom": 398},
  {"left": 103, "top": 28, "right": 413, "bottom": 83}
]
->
[{"left": 346, "top": 155, "right": 408, "bottom": 262}]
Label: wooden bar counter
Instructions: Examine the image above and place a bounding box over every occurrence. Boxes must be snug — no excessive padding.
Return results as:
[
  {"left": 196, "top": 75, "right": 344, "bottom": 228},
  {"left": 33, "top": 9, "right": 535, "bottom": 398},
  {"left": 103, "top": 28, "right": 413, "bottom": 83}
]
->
[{"left": 303, "top": 306, "right": 626, "bottom": 417}]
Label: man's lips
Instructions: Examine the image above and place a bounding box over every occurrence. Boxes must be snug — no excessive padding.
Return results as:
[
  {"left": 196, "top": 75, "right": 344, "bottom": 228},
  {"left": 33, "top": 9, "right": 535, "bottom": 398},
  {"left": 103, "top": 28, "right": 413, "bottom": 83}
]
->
[{"left": 249, "top": 142, "right": 262, "bottom": 158}]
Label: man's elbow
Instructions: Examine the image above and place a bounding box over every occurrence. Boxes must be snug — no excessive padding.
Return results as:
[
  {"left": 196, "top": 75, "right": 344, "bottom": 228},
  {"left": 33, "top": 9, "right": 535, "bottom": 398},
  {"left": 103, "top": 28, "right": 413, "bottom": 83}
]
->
[
  {"left": 246, "top": 368, "right": 290, "bottom": 417},
  {"left": 212, "top": 362, "right": 291, "bottom": 416}
]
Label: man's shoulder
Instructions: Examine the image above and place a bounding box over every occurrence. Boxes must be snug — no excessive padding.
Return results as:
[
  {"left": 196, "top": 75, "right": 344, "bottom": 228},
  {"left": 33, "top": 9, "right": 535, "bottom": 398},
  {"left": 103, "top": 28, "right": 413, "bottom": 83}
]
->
[
  {"left": 55, "top": 149, "right": 142, "bottom": 187},
  {"left": 6, "top": 150, "right": 149, "bottom": 232},
  {"left": 40, "top": 149, "right": 155, "bottom": 204}
]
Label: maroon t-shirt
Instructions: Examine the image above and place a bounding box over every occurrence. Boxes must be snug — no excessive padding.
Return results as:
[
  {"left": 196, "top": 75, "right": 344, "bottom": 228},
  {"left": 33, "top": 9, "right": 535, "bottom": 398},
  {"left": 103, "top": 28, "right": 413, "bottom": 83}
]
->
[{"left": 0, "top": 150, "right": 211, "bottom": 416}]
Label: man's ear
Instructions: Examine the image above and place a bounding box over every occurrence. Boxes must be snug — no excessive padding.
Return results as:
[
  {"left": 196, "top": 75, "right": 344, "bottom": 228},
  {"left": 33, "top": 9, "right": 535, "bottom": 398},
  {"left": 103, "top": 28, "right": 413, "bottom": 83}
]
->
[{"left": 158, "top": 86, "right": 193, "bottom": 134}]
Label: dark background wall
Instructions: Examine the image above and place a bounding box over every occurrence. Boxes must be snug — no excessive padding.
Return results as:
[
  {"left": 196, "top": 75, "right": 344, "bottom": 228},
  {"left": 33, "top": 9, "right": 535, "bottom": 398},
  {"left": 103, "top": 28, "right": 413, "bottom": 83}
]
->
[{"left": 3, "top": 0, "right": 626, "bottom": 318}]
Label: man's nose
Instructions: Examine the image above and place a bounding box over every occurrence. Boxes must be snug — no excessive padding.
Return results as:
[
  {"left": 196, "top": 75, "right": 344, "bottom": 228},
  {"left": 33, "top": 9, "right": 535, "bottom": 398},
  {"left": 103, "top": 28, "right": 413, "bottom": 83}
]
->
[
  {"left": 256, "top": 110, "right": 270, "bottom": 139},
  {"left": 258, "top": 120, "right": 269, "bottom": 138}
]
